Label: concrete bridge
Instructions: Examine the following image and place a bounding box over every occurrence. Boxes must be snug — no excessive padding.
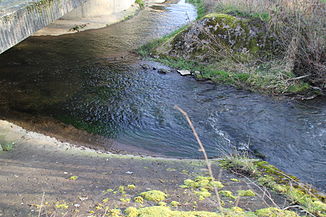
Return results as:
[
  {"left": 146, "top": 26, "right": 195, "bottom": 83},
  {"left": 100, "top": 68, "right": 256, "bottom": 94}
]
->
[{"left": 0, "top": 0, "right": 135, "bottom": 54}]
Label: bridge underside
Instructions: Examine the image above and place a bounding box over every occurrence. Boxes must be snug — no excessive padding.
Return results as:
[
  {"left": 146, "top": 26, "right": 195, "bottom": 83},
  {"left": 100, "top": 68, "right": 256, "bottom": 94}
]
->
[{"left": 0, "top": 0, "right": 135, "bottom": 54}]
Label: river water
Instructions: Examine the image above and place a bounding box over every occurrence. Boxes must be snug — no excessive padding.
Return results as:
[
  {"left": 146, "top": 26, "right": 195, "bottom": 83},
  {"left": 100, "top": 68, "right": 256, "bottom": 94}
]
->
[{"left": 0, "top": 0, "right": 325, "bottom": 191}]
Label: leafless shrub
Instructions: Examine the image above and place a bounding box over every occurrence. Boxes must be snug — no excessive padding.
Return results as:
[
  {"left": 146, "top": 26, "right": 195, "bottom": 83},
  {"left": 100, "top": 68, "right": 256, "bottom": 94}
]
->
[{"left": 211, "top": 0, "right": 326, "bottom": 88}]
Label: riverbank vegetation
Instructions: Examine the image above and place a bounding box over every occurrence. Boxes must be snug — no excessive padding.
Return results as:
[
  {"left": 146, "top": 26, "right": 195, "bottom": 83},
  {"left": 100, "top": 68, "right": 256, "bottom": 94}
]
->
[
  {"left": 220, "top": 156, "right": 326, "bottom": 216},
  {"left": 138, "top": 0, "right": 326, "bottom": 97}
]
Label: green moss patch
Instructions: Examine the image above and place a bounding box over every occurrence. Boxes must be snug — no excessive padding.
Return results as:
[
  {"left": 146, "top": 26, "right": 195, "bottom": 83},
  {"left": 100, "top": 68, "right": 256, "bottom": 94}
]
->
[
  {"left": 219, "top": 190, "right": 236, "bottom": 199},
  {"left": 180, "top": 176, "right": 224, "bottom": 190},
  {"left": 124, "top": 206, "right": 299, "bottom": 217},
  {"left": 237, "top": 190, "right": 256, "bottom": 197},
  {"left": 125, "top": 206, "right": 219, "bottom": 217},
  {"left": 255, "top": 207, "right": 298, "bottom": 217},
  {"left": 162, "top": 13, "right": 278, "bottom": 63},
  {"left": 179, "top": 176, "right": 224, "bottom": 201},
  {"left": 134, "top": 196, "right": 144, "bottom": 204},
  {"left": 170, "top": 201, "right": 180, "bottom": 207},
  {"left": 139, "top": 190, "right": 167, "bottom": 202}
]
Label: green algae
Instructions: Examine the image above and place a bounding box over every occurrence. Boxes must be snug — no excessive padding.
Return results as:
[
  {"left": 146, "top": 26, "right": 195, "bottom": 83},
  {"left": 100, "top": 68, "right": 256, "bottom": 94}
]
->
[{"left": 139, "top": 190, "right": 167, "bottom": 202}]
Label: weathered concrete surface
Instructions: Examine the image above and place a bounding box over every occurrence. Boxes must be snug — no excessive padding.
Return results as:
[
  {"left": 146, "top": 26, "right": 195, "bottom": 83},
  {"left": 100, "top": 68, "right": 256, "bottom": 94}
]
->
[
  {"left": 0, "top": 0, "right": 88, "bottom": 54},
  {"left": 33, "top": 0, "right": 138, "bottom": 36},
  {"left": 0, "top": 0, "right": 135, "bottom": 53},
  {"left": 0, "top": 120, "right": 288, "bottom": 216}
]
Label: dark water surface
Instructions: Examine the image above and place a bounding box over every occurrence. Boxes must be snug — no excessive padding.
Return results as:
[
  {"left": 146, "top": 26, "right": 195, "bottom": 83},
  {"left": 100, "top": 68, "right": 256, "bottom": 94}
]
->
[{"left": 0, "top": 1, "right": 325, "bottom": 191}]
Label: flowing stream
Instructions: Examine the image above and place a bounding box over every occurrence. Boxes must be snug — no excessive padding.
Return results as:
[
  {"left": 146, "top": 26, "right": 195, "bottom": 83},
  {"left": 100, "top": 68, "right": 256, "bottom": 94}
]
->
[{"left": 0, "top": 0, "right": 325, "bottom": 191}]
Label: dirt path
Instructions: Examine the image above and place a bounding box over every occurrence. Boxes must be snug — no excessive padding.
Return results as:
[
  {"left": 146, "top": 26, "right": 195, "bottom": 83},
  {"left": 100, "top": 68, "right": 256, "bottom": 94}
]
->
[{"left": 0, "top": 120, "right": 289, "bottom": 216}]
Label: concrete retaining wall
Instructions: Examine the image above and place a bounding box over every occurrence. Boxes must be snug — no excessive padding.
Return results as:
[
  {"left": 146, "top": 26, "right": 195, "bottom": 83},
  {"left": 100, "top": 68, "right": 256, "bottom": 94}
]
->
[{"left": 64, "top": 0, "right": 135, "bottom": 19}]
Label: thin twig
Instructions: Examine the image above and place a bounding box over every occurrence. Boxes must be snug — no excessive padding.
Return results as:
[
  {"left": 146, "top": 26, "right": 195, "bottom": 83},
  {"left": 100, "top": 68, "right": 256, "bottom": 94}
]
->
[
  {"left": 38, "top": 192, "right": 45, "bottom": 217},
  {"left": 284, "top": 205, "right": 317, "bottom": 217},
  {"left": 174, "top": 105, "right": 223, "bottom": 210},
  {"left": 231, "top": 169, "right": 280, "bottom": 208},
  {"left": 286, "top": 74, "right": 310, "bottom": 81}
]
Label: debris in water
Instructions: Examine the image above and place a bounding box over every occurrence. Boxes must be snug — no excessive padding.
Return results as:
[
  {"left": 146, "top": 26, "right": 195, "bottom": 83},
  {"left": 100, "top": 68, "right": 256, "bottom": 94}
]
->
[{"left": 177, "top": 70, "right": 191, "bottom": 76}]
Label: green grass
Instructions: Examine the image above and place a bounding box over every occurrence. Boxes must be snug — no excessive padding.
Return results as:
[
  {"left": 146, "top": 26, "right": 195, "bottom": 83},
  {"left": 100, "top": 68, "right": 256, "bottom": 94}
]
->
[
  {"left": 0, "top": 142, "right": 14, "bottom": 151},
  {"left": 148, "top": 55, "right": 310, "bottom": 95},
  {"left": 135, "top": 0, "right": 145, "bottom": 8},
  {"left": 215, "top": 5, "right": 271, "bottom": 22}
]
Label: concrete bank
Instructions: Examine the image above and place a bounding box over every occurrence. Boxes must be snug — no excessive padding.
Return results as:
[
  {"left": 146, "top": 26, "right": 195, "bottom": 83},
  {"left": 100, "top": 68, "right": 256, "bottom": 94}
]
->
[
  {"left": 33, "top": 0, "right": 138, "bottom": 36},
  {"left": 0, "top": 120, "right": 289, "bottom": 216}
]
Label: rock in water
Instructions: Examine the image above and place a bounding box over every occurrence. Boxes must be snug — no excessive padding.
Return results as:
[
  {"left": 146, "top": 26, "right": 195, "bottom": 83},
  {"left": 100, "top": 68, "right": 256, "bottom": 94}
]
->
[
  {"left": 141, "top": 64, "right": 150, "bottom": 70},
  {"left": 177, "top": 70, "right": 191, "bottom": 76},
  {"left": 154, "top": 13, "right": 279, "bottom": 63},
  {"left": 158, "top": 68, "right": 169, "bottom": 74}
]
